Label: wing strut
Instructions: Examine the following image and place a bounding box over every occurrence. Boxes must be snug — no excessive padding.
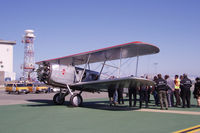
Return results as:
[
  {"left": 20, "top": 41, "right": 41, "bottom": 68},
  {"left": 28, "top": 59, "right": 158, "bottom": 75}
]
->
[
  {"left": 79, "top": 54, "right": 91, "bottom": 82},
  {"left": 118, "top": 48, "right": 122, "bottom": 78},
  {"left": 135, "top": 56, "right": 139, "bottom": 77},
  {"left": 66, "top": 84, "right": 74, "bottom": 95},
  {"left": 99, "top": 60, "right": 107, "bottom": 77}
]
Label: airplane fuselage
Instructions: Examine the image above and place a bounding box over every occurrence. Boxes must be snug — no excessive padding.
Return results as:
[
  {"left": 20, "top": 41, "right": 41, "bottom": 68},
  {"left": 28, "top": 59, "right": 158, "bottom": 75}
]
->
[{"left": 37, "top": 62, "right": 99, "bottom": 88}]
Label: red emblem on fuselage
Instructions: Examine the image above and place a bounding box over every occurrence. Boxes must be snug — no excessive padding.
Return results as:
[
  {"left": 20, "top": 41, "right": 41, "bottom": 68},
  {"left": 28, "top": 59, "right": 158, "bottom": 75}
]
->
[{"left": 62, "top": 69, "right": 66, "bottom": 75}]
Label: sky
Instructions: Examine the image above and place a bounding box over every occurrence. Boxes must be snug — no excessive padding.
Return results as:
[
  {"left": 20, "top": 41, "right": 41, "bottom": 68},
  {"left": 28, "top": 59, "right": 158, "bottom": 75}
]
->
[{"left": 0, "top": 0, "right": 200, "bottom": 79}]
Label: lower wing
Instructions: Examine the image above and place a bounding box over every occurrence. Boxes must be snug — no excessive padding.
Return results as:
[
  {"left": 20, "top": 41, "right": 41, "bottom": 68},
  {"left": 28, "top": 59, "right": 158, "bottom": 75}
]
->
[{"left": 70, "top": 77, "right": 155, "bottom": 92}]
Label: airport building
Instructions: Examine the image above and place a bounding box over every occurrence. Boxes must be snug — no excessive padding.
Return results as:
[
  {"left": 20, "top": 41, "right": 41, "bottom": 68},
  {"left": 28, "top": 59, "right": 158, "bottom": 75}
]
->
[{"left": 0, "top": 40, "right": 16, "bottom": 86}]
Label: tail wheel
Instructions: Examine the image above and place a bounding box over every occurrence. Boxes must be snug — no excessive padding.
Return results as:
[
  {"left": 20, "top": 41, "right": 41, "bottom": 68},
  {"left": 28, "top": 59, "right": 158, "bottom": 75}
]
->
[
  {"left": 53, "top": 93, "right": 65, "bottom": 105},
  {"left": 70, "top": 93, "right": 83, "bottom": 107}
]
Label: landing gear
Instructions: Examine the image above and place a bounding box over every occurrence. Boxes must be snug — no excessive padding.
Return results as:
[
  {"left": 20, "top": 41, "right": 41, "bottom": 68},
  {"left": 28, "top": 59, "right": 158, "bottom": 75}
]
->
[
  {"left": 52, "top": 85, "right": 83, "bottom": 107},
  {"left": 70, "top": 93, "right": 83, "bottom": 107},
  {"left": 53, "top": 93, "right": 65, "bottom": 105}
]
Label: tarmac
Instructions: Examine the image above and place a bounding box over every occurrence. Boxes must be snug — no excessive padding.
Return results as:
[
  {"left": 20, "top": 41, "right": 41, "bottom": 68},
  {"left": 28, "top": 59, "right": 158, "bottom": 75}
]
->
[
  {"left": 0, "top": 89, "right": 108, "bottom": 105},
  {"left": 0, "top": 89, "right": 200, "bottom": 133}
]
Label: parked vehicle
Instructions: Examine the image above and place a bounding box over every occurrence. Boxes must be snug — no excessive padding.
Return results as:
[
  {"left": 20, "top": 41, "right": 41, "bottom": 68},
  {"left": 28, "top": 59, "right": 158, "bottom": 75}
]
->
[
  {"left": 5, "top": 83, "right": 29, "bottom": 94},
  {"left": 27, "top": 83, "right": 49, "bottom": 93}
]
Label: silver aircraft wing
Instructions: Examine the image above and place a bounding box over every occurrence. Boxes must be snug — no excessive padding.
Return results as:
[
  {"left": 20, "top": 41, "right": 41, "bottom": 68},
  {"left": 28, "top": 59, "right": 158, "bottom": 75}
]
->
[
  {"left": 36, "top": 41, "right": 160, "bottom": 65},
  {"left": 69, "top": 77, "right": 155, "bottom": 92}
]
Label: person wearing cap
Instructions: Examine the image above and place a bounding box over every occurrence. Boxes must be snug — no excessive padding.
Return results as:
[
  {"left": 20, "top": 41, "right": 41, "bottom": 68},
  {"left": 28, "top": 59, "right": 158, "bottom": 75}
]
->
[
  {"left": 180, "top": 74, "right": 192, "bottom": 108},
  {"left": 193, "top": 77, "right": 200, "bottom": 107},
  {"left": 155, "top": 74, "right": 168, "bottom": 110}
]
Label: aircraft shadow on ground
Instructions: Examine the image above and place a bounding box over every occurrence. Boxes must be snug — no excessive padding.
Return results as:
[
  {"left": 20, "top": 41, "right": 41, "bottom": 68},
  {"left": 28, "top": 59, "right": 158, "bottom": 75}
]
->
[
  {"left": 25, "top": 99, "right": 199, "bottom": 111},
  {"left": 26, "top": 99, "right": 56, "bottom": 106},
  {"left": 81, "top": 99, "right": 164, "bottom": 111},
  {"left": 81, "top": 101, "right": 139, "bottom": 111},
  {"left": 25, "top": 99, "right": 141, "bottom": 111}
]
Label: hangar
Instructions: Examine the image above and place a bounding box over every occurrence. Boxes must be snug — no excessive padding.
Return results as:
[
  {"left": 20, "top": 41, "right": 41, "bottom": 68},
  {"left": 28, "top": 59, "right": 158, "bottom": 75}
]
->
[{"left": 0, "top": 39, "right": 16, "bottom": 87}]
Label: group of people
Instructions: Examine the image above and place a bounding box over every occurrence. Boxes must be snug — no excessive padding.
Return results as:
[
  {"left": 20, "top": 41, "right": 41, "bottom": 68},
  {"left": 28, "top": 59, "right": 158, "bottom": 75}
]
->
[
  {"left": 153, "top": 73, "right": 193, "bottom": 110},
  {"left": 107, "top": 74, "right": 200, "bottom": 110}
]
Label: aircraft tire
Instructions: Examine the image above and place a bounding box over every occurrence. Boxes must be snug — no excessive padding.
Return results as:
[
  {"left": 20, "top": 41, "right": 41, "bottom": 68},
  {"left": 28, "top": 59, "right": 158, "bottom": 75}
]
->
[
  {"left": 53, "top": 93, "right": 65, "bottom": 105},
  {"left": 70, "top": 94, "right": 83, "bottom": 107}
]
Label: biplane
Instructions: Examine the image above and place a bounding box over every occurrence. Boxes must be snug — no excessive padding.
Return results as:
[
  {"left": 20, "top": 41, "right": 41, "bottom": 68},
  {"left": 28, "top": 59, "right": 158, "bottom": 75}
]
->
[{"left": 36, "top": 41, "right": 160, "bottom": 107}]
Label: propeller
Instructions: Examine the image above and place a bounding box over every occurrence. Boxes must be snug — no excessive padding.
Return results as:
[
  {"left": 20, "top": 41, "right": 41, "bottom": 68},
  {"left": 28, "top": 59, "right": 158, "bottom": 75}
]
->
[{"left": 37, "top": 62, "right": 50, "bottom": 84}]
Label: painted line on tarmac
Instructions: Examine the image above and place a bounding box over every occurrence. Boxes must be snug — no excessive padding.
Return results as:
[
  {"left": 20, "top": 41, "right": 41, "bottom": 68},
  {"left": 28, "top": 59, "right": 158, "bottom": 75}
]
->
[
  {"left": 173, "top": 125, "right": 200, "bottom": 133},
  {"left": 136, "top": 109, "right": 200, "bottom": 116}
]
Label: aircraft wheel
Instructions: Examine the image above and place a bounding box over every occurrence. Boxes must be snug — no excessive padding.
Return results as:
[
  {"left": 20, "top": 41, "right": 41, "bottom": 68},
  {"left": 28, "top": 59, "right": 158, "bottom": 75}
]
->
[
  {"left": 70, "top": 94, "right": 83, "bottom": 107},
  {"left": 53, "top": 93, "right": 65, "bottom": 105}
]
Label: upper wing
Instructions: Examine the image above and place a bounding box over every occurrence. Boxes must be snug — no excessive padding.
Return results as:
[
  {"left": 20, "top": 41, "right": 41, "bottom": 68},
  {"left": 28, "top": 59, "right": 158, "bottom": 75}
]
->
[
  {"left": 70, "top": 77, "right": 155, "bottom": 92},
  {"left": 36, "top": 41, "right": 159, "bottom": 65}
]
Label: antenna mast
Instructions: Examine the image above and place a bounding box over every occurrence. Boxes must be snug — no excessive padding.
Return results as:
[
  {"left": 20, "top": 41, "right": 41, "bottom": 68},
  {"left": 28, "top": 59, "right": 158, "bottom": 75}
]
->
[{"left": 22, "top": 29, "right": 36, "bottom": 81}]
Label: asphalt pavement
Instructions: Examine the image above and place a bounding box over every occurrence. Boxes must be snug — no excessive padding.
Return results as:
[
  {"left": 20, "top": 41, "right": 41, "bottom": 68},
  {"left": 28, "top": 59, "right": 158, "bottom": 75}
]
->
[
  {"left": 0, "top": 89, "right": 200, "bottom": 133},
  {"left": 0, "top": 89, "right": 108, "bottom": 105}
]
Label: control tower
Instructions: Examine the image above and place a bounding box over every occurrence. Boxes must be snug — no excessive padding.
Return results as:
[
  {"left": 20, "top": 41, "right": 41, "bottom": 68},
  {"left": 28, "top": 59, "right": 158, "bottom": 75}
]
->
[{"left": 22, "top": 29, "right": 36, "bottom": 81}]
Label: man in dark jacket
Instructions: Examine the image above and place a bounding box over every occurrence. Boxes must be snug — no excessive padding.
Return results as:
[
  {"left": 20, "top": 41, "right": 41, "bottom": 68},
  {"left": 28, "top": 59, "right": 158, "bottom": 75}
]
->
[
  {"left": 156, "top": 74, "right": 168, "bottom": 110},
  {"left": 180, "top": 74, "right": 192, "bottom": 108},
  {"left": 128, "top": 81, "right": 138, "bottom": 107},
  {"left": 152, "top": 76, "right": 159, "bottom": 106},
  {"left": 139, "top": 82, "right": 149, "bottom": 108},
  {"left": 193, "top": 77, "right": 200, "bottom": 107},
  {"left": 117, "top": 84, "right": 124, "bottom": 104}
]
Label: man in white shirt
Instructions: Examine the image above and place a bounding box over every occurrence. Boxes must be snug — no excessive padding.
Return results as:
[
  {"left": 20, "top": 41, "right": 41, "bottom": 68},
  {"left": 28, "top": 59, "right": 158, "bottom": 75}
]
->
[{"left": 165, "top": 75, "right": 174, "bottom": 107}]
